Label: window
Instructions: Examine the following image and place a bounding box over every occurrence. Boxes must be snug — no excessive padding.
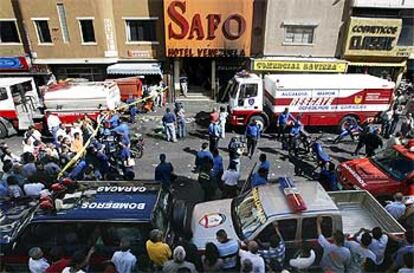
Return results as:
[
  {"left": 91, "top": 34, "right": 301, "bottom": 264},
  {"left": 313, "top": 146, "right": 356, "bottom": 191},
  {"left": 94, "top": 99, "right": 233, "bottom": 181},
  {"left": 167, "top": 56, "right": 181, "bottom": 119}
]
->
[
  {"left": 371, "top": 149, "right": 414, "bottom": 181},
  {"left": 233, "top": 189, "right": 268, "bottom": 239},
  {"left": 126, "top": 20, "right": 156, "bottom": 42},
  {"left": 284, "top": 25, "right": 315, "bottom": 44},
  {"left": 239, "top": 84, "right": 258, "bottom": 99},
  {"left": 10, "top": 81, "right": 32, "bottom": 105},
  {"left": 97, "top": 223, "right": 151, "bottom": 262},
  {"left": 0, "top": 88, "right": 8, "bottom": 100},
  {"left": 14, "top": 223, "right": 96, "bottom": 256},
  {"left": 302, "top": 217, "right": 333, "bottom": 240},
  {"left": 257, "top": 222, "right": 279, "bottom": 243},
  {"left": 79, "top": 19, "right": 96, "bottom": 43},
  {"left": 0, "top": 20, "right": 20, "bottom": 43},
  {"left": 34, "top": 20, "right": 52, "bottom": 43},
  {"left": 277, "top": 219, "right": 297, "bottom": 241},
  {"left": 57, "top": 4, "right": 70, "bottom": 43}
]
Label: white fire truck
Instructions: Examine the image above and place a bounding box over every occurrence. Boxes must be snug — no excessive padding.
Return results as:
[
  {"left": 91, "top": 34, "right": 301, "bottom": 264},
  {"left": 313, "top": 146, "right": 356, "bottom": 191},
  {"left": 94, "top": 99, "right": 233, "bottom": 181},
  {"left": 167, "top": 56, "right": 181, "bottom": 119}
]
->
[
  {"left": 0, "top": 77, "right": 121, "bottom": 138},
  {"left": 227, "top": 73, "right": 395, "bottom": 130}
]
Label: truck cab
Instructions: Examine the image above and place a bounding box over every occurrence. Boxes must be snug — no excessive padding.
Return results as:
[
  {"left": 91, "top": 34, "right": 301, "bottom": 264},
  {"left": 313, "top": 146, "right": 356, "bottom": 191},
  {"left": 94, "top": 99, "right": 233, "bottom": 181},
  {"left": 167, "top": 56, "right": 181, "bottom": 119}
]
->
[
  {"left": 227, "top": 72, "right": 265, "bottom": 128},
  {"left": 189, "top": 180, "right": 404, "bottom": 259},
  {"left": 0, "top": 77, "right": 42, "bottom": 138},
  {"left": 1, "top": 181, "right": 174, "bottom": 272},
  {"left": 337, "top": 144, "right": 414, "bottom": 199}
]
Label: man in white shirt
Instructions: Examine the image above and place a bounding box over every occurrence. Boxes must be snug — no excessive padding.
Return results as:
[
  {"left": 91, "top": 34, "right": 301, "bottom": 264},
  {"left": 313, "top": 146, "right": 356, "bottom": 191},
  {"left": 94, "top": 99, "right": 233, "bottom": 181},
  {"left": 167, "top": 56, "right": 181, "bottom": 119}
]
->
[
  {"left": 385, "top": 192, "right": 407, "bottom": 220},
  {"left": 47, "top": 114, "right": 61, "bottom": 136},
  {"left": 345, "top": 232, "right": 379, "bottom": 273},
  {"left": 221, "top": 162, "right": 240, "bottom": 198},
  {"left": 111, "top": 238, "right": 137, "bottom": 273},
  {"left": 24, "top": 182, "right": 45, "bottom": 197},
  {"left": 28, "top": 247, "right": 49, "bottom": 273},
  {"left": 239, "top": 241, "right": 265, "bottom": 273},
  {"left": 25, "top": 126, "right": 42, "bottom": 143},
  {"left": 55, "top": 124, "right": 68, "bottom": 141},
  {"left": 367, "top": 227, "right": 388, "bottom": 265}
]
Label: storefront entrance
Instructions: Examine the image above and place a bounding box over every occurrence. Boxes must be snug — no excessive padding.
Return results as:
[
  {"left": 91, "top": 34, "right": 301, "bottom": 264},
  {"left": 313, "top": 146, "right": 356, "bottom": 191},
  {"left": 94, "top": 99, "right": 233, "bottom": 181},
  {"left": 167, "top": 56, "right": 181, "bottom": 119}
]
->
[
  {"left": 181, "top": 58, "right": 212, "bottom": 96},
  {"left": 174, "top": 58, "right": 247, "bottom": 100}
]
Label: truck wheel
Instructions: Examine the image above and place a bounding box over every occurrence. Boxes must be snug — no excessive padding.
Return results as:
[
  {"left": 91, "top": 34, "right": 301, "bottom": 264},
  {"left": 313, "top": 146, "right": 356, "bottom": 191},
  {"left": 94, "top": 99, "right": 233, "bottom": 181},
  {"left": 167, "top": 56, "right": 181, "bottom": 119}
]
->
[
  {"left": 339, "top": 116, "right": 358, "bottom": 133},
  {"left": 0, "top": 122, "right": 7, "bottom": 139},
  {"left": 172, "top": 200, "right": 193, "bottom": 235},
  {"left": 249, "top": 115, "right": 267, "bottom": 131}
]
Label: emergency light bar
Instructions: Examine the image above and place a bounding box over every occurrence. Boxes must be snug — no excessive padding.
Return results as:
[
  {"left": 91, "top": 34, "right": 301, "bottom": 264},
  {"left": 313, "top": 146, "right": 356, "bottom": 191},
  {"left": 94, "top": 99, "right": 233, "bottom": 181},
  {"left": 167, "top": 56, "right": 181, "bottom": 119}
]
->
[{"left": 278, "top": 177, "right": 307, "bottom": 213}]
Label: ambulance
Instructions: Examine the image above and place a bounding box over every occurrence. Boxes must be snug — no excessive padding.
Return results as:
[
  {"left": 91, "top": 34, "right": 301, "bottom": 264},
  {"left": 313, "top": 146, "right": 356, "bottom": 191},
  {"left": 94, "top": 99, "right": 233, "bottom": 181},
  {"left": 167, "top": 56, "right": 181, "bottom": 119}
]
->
[{"left": 227, "top": 73, "right": 395, "bottom": 130}]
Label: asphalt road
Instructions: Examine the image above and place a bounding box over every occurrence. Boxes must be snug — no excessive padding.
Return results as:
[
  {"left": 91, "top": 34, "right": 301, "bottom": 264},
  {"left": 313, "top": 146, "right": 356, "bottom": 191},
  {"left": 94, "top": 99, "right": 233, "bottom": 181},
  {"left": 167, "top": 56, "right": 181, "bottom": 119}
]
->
[{"left": 2, "top": 111, "right": 367, "bottom": 203}]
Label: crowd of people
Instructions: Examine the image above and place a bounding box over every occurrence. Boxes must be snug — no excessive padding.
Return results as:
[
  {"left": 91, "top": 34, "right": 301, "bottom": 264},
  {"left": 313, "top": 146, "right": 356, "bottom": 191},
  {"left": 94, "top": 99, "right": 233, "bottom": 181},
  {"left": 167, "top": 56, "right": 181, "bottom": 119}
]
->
[
  {"left": 27, "top": 221, "right": 414, "bottom": 273},
  {"left": 0, "top": 108, "right": 140, "bottom": 200},
  {"left": 1, "top": 84, "right": 414, "bottom": 273}
]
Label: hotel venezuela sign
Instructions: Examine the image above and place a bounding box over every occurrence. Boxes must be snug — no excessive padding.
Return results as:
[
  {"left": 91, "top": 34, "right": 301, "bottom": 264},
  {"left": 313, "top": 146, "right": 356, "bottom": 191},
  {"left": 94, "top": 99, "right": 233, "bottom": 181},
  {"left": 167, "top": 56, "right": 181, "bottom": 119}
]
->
[
  {"left": 163, "top": 0, "right": 253, "bottom": 57},
  {"left": 344, "top": 17, "right": 402, "bottom": 57}
]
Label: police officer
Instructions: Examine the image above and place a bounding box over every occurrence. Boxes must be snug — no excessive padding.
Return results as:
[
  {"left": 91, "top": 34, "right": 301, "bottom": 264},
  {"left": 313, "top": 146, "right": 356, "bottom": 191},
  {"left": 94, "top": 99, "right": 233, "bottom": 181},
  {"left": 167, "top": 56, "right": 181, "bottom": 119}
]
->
[
  {"left": 162, "top": 108, "right": 177, "bottom": 142},
  {"left": 289, "top": 118, "right": 303, "bottom": 157},
  {"left": 365, "top": 128, "right": 383, "bottom": 157},
  {"left": 245, "top": 119, "right": 261, "bottom": 159},
  {"left": 228, "top": 137, "right": 243, "bottom": 172},
  {"left": 208, "top": 121, "right": 222, "bottom": 152},
  {"left": 277, "top": 108, "right": 293, "bottom": 141}
]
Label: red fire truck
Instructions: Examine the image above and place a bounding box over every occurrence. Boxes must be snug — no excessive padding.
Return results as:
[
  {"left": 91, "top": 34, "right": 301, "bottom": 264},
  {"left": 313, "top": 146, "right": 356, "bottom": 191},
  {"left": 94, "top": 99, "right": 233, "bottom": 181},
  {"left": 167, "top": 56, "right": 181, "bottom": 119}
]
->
[
  {"left": 227, "top": 73, "right": 395, "bottom": 130},
  {"left": 0, "top": 77, "right": 121, "bottom": 138}
]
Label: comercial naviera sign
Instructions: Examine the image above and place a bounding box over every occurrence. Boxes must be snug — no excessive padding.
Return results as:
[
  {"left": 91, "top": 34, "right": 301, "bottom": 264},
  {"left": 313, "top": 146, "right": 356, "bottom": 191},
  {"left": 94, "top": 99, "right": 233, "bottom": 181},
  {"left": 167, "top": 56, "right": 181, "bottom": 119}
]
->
[{"left": 252, "top": 59, "right": 348, "bottom": 73}]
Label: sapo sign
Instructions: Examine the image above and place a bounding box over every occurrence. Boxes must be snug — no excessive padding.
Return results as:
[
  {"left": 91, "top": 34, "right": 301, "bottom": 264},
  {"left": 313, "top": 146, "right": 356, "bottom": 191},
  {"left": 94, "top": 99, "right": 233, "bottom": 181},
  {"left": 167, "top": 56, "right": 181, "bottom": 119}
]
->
[
  {"left": 163, "top": 0, "right": 253, "bottom": 57},
  {"left": 344, "top": 17, "right": 402, "bottom": 57}
]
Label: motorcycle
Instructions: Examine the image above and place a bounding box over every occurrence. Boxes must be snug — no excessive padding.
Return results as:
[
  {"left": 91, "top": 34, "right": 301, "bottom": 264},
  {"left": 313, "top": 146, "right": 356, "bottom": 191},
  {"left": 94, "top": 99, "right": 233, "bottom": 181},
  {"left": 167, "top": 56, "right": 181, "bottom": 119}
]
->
[
  {"left": 288, "top": 128, "right": 311, "bottom": 156},
  {"left": 334, "top": 121, "right": 362, "bottom": 144},
  {"left": 130, "top": 133, "right": 144, "bottom": 159},
  {"left": 309, "top": 133, "right": 331, "bottom": 172}
]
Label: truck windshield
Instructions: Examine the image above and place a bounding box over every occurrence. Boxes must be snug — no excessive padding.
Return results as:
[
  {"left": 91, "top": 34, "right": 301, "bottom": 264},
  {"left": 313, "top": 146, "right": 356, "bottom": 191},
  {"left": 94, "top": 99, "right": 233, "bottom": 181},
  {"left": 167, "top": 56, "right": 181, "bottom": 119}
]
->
[
  {"left": 239, "top": 84, "right": 258, "bottom": 99},
  {"left": 229, "top": 81, "right": 239, "bottom": 98},
  {"left": 370, "top": 149, "right": 414, "bottom": 181},
  {"left": 232, "top": 188, "right": 267, "bottom": 239}
]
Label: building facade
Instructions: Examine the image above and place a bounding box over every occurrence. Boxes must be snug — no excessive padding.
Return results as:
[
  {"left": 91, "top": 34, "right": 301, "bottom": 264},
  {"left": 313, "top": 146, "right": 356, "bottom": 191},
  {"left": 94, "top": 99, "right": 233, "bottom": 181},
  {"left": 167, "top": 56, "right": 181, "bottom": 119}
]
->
[
  {"left": 0, "top": 0, "right": 33, "bottom": 76},
  {"left": 14, "top": 0, "right": 164, "bottom": 81},
  {"left": 163, "top": 0, "right": 254, "bottom": 100},
  {"left": 342, "top": 0, "right": 414, "bottom": 82},
  {"left": 251, "top": 0, "right": 349, "bottom": 74}
]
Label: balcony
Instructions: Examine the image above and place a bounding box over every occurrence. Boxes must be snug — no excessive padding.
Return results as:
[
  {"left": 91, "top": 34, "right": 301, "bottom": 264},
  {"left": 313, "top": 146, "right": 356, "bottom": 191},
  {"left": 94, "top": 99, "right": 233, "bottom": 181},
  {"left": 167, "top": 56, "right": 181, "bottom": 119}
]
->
[{"left": 353, "top": 0, "right": 414, "bottom": 8}]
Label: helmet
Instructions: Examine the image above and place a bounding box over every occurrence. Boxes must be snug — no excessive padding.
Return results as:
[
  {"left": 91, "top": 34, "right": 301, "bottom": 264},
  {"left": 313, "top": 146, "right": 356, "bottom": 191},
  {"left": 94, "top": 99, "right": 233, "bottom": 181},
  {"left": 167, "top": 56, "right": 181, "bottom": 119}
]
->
[
  {"left": 51, "top": 183, "right": 65, "bottom": 192},
  {"left": 40, "top": 200, "right": 54, "bottom": 210},
  {"left": 62, "top": 177, "right": 74, "bottom": 186}
]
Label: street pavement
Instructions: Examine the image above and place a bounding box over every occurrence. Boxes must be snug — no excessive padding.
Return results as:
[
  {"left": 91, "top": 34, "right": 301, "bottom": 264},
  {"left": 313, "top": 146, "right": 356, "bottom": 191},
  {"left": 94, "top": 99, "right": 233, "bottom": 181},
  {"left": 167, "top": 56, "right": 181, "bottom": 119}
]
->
[{"left": 2, "top": 104, "right": 367, "bottom": 203}]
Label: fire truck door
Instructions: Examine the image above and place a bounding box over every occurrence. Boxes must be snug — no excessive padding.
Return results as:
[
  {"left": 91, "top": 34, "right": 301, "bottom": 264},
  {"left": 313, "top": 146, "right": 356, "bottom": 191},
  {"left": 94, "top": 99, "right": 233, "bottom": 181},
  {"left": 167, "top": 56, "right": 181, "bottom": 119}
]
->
[
  {"left": 15, "top": 103, "right": 34, "bottom": 130},
  {"left": 11, "top": 85, "right": 34, "bottom": 130}
]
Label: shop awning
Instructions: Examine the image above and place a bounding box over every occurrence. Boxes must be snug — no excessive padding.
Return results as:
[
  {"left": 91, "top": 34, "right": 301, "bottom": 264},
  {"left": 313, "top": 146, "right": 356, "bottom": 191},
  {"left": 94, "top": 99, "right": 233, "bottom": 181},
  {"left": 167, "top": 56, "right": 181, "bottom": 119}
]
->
[
  {"left": 347, "top": 61, "right": 406, "bottom": 67},
  {"left": 107, "top": 63, "right": 162, "bottom": 75}
]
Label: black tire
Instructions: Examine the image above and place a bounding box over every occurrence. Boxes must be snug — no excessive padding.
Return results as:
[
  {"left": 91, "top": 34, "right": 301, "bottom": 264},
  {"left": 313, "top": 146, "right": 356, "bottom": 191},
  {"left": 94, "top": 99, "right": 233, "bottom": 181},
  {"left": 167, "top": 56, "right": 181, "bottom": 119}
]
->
[
  {"left": 338, "top": 116, "right": 358, "bottom": 133},
  {"left": 171, "top": 200, "right": 193, "bottom": 235},
  {"left": 131, "top": 144, "right": 143, "bottom": 159},
  {"left": 248, "top": 115, "right": 268, "bottom": 131},
  {"left": 0, "top": 122, "right": 7, "bottom": 139},
  {"left": 172, "top": 200, "right": 187, "bottom": 231}
]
